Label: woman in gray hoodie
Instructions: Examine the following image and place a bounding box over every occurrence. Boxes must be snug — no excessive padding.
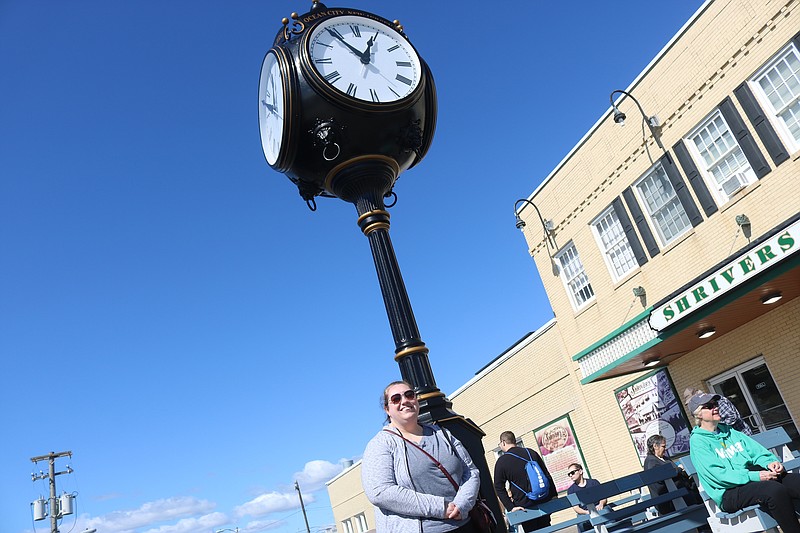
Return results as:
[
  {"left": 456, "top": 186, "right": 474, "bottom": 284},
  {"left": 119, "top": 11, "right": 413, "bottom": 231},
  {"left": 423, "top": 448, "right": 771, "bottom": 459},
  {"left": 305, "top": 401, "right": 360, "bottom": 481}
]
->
[{"left": 362, "top": 380, "right": 480, "bottom": 533}]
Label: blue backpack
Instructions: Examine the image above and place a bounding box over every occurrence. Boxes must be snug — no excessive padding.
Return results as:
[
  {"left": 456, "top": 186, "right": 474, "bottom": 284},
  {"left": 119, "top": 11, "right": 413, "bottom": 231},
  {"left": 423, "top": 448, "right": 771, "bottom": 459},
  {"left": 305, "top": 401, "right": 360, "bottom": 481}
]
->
[{"left": 505, "top": 448, "right": 551, "bottom": 501}]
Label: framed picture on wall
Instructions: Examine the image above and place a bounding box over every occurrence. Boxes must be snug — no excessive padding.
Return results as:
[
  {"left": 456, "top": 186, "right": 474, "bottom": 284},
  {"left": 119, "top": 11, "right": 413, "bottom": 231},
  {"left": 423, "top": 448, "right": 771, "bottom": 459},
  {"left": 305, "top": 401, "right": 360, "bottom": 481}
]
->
[
  {"left": 532, "top": 415, "right": 587, "bottom": 493},
  {"left": 615, "top": 367, "right": 692, "bottom": 465}
]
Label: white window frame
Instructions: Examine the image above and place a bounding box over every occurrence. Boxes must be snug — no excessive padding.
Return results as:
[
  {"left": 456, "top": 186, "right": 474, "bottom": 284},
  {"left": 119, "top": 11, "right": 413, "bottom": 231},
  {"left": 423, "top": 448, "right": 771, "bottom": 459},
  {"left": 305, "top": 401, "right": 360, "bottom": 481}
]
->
[
  {"left": 355, "top": 513, "right": 368, "bottom": 533},
  {"left": 684, "top": 109, "right": 758, "bottom": 205},
  {"left": 749, "top": 41, "right": 800, "bottom": 154},
  {"left": 591, "top": 206, "right": 638, "bottom": 282},
  {"left": 633, "top": 162, "right": 692, "bottom": 246},
  {"left": 342, "top": 518, "right": 354, "bottom": 533},
  {"left": 554, "top": 242, "right": 594, "bottom": 311}
]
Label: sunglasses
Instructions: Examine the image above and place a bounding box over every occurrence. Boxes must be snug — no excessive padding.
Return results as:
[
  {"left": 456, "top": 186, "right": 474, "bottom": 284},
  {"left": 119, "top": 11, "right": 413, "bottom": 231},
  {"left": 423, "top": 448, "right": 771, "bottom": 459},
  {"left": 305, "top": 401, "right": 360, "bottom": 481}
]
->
[
  {"left": 388, "top": 390, "right": 416, "bottom": 405},
  {"left": 701, "top": 401, "right": 719, "bottom": 410},
  {"left": 567, "top": 469, "right": 581, "bottom": 476}
]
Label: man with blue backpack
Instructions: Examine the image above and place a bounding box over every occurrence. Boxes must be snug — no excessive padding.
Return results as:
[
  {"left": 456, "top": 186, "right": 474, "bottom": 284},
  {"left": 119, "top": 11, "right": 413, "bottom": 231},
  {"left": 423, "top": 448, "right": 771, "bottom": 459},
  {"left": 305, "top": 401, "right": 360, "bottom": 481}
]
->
[{"left": 493, "top": 431, "right": 557, "bottom": 532}]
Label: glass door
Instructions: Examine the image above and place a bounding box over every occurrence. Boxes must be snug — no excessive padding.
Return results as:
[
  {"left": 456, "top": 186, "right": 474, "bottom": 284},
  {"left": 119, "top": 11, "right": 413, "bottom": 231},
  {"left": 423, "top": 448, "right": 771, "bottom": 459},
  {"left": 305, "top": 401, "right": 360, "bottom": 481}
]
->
[{"left": 708, "top": 357, "right": 800, "bottom": 451}]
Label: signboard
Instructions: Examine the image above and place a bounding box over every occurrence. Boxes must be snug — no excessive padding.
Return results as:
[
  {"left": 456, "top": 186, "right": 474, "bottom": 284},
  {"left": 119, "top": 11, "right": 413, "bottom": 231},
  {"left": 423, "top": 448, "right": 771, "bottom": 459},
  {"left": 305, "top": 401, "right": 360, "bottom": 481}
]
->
[
  {"left": 615, "top": 368, "right": 691, "bottom": 465},
  {"left": 533, "top": 416, "right": 586, "bottom": 493},
  {"left": 649, "top": 219, "right": 799, "bottom": 331}
]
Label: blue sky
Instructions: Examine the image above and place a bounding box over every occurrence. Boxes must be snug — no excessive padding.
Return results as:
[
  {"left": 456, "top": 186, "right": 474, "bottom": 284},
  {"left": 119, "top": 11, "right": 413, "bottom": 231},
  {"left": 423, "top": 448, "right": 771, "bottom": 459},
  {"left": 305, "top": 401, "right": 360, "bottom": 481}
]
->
[{"left": 0, "top": 1, "right": 703, "bottom": 532}]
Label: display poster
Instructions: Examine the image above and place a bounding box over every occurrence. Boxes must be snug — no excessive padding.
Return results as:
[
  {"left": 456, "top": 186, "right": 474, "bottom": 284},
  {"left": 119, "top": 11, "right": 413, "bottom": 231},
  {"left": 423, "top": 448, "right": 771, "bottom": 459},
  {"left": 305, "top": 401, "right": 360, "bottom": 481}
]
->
[
  {"left": 533, "top": 416, "right": 585, "bottom": 493},
  {"left": 615, "top": 368, "right": 691, "bottom": 465}
]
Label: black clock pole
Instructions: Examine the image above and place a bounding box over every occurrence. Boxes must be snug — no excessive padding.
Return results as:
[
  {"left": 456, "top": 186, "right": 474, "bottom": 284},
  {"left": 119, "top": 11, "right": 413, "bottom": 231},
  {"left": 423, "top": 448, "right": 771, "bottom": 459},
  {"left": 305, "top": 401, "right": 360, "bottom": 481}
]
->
[
  {"left": 327, "top": 158, "right": 502, "bottom": 531},
  {"left": 260, "top": 3, "right": 503, "bottom": 530}
]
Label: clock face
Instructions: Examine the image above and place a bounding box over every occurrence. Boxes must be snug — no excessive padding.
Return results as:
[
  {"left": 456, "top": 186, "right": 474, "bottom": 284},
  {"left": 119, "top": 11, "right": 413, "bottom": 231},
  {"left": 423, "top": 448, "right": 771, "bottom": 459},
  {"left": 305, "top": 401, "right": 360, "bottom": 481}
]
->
[
  {"left": 306, "top": 15, "right": 422, "bottom": 104},
  {"left": 258, "top": 50, "right": 287, "bottom": 166}
]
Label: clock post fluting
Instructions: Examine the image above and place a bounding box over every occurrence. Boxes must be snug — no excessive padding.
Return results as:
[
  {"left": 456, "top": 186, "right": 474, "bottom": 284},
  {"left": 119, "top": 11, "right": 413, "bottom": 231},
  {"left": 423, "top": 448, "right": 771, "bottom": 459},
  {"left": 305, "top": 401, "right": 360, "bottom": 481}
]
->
[{"left": 259, "top": 3, "right": 503, "bottom": 530}]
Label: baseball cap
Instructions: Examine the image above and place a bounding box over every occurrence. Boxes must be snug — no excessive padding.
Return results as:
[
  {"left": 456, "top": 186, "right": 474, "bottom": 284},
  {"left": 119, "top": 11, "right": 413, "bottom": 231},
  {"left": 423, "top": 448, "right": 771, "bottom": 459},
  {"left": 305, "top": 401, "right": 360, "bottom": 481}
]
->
[{"left": 687, "top": 393, "right": 720, "bottom": 415}]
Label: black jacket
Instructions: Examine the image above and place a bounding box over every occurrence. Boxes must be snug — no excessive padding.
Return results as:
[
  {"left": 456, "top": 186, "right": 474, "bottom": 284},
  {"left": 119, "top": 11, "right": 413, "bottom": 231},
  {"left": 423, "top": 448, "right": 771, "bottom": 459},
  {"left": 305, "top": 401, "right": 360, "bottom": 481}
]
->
[
  {"left": 493, "top": 446, "right": 557, "bottom": 511},
  {"left": 643, "top": 453, "right": 701, "bottom": 514}
]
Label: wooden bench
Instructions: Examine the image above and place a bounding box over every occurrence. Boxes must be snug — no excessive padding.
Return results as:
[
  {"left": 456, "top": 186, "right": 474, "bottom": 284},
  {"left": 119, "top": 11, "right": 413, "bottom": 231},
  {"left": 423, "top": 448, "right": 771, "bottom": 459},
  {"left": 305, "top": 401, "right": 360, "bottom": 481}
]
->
[
  {"left": 566, "top": 463, "right": 708, "bottom": 532},
  {"left": 508, "top": 463, "right": 706, "bottom": 532},
  {"left": 679, "top": 426, "right": 800, "bottom": 533},
  {"left": 504, "top": 490, "right": 648, "bottom": 532},
  {"left": 506, "top": 491, "right": 591, "bottom": 533}
]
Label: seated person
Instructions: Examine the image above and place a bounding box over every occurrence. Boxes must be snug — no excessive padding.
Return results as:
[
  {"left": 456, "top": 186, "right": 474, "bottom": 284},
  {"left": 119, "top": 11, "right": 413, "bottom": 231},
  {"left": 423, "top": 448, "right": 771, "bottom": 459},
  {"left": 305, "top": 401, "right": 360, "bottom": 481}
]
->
[
  {"left": 566, "top": 463, "right": 606, "bottom": 532},
  {"left": 689, "top": 392, "right": 800, "bottom": 533},
  {"left": 644, "top": 434, "right": 702, "bottom": 515}
]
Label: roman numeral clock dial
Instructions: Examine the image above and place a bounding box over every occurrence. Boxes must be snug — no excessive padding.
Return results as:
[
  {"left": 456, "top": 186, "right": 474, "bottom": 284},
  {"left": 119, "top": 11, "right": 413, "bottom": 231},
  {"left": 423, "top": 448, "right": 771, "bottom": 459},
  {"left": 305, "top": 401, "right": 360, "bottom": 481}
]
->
[
  {"left": 305, "top": 15, "right": 422, "bottom": 105},
  {"left": 258, "top": 49, "right": 290, "bottom": 169}
]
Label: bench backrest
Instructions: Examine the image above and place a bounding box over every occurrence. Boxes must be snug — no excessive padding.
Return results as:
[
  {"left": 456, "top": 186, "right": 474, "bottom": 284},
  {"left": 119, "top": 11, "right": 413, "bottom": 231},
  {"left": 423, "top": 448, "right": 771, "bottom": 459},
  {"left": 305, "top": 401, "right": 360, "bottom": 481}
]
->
[
  {"left": 565, "top": 463, "right": 679, "bottom": 505},
  {"left": 752, "top": 426, "right": 795, "bottom": 461}
]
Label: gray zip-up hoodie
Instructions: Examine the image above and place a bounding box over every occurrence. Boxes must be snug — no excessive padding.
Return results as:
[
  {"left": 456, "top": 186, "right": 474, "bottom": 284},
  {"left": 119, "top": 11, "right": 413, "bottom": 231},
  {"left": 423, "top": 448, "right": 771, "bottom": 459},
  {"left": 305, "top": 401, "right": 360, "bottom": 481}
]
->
[{"left": 362, "top": 424, "right": 480, "bottom": 532}]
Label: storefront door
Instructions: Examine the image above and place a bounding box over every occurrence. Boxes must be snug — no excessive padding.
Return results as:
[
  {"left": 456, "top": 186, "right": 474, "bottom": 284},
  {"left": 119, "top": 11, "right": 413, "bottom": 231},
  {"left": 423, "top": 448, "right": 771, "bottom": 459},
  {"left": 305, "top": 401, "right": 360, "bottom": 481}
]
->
[{"left": 708, "top": 357, "right": 799, "bottom": 451}]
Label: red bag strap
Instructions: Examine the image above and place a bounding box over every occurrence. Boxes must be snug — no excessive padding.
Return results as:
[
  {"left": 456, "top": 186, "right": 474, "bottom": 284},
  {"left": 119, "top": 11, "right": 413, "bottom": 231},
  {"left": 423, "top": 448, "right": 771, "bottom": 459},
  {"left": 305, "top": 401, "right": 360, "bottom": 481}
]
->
[{"left": 382, "top": 428, "right": 459, "bottom": 490}]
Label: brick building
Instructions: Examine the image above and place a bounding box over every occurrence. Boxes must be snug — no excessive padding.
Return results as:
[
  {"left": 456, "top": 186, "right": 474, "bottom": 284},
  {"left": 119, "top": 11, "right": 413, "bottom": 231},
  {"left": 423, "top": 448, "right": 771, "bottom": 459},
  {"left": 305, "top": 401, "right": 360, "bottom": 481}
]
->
[{"left": 327, "top": 0, "right": 800, "bottom": 530}]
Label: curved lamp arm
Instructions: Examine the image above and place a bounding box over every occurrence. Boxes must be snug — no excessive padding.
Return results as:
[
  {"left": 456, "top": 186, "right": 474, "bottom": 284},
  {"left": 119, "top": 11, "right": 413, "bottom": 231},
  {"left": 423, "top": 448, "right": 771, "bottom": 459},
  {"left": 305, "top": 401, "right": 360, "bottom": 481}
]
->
[
  {"left": 609, "top": 89, "right": 665, "bottom": 151},
  {"left": 514, "top": 198, "right": 555, "bottom": 249}
]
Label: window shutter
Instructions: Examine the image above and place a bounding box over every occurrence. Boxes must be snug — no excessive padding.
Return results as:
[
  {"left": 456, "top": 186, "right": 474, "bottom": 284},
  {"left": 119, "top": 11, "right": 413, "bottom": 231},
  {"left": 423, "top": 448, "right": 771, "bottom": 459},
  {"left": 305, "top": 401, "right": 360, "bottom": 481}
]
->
[
  {"left": 733, "top": 82, "right": 789, "bottom": 166},
  {"left": 660, "top": 153, "right": 703, "bottom": 228},
  {"left": 718, "top": 96, "right": 771, "bottom": 178},
  {"left": 622, "top": 187, "right": 660, "bottom": 258},
  {"left": 611, "top": 197, "right": 648, "bottom": 266},
  {"left": 673, "top": 140, "right": 718, "bottom": 218}
]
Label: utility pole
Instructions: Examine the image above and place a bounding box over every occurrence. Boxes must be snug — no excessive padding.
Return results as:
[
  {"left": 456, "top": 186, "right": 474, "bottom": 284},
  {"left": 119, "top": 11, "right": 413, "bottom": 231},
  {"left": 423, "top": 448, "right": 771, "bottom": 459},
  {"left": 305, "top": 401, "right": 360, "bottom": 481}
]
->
[
  {"left": 31, "top": 450, "right": 73, "bottom": 533},
  {"left": 294, "top": 480, "right": 311, "bottom": 533}
]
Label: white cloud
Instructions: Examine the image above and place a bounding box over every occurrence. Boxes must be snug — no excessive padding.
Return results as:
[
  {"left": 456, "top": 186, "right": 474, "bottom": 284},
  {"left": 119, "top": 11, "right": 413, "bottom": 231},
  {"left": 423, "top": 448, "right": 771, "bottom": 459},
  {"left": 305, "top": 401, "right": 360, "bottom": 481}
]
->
[
  {"left": 35, "top": 459, "right": 346, "bottom": 533},
  {"left": 234, "top": 491, "right": 315, "bottom": 518},
  {"left": 292, "top": 459, "right": 343, "bottom": 492},
  {"left": 83, "top": 496, "right": 217, "bottom": 532},
  {"left": 141, "top": 512, "right": 229, "bottom": 533}
]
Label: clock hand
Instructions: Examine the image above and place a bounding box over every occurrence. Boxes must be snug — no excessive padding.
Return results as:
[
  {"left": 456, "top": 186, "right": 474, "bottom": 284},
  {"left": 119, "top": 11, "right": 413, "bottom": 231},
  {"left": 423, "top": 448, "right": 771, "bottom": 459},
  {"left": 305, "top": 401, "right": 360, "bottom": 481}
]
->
[
  {"left": 360, "top": 32, "right": 378, "bottom": 64},
  {"left": 326, "top": 28, "right": 365, "bottom": 59},
  {"left": 362, "top": 62, "right": 398, "bottom": 88},
  {"left": 261, "top": 99, "right": 277, "bottom": 115}
]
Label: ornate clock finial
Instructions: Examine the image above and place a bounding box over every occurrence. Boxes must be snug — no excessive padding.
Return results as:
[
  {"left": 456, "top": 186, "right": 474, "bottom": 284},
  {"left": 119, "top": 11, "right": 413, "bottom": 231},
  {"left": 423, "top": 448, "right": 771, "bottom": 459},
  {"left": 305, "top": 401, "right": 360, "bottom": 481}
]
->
[
  {"left": 393, "top": 20, "right": 404, "bottom": 32},
  {"left": 311, "top": 1, "right": 327, "bottom": 11},
  {"left": 282, "top": 12, "right": 305, "bottom": 41}
]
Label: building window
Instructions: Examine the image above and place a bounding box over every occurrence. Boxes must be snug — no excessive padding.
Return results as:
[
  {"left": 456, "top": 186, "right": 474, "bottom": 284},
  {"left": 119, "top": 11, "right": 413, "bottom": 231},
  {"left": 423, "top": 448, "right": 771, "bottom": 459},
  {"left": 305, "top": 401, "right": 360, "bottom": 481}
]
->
[
  {"left": 355, "top": 513, "right": 368, "bottom": 533},
  {"left": 341, "top": 518, "right": 354, "bottom": 533},
  {"left": 634, "top": 163, "right": 692, "bottom": 246},
  {"left": 555, "top": 242, "right": 594, "bottom": 310},
  {"left": 591, "top": 207, "right": 638, "bottom": 281},
  {"left": 686, "top": 110, "right": 757, "bottom": 204},
  {"left": 751, "top": 42, "right": 800, "bottom": 153}
]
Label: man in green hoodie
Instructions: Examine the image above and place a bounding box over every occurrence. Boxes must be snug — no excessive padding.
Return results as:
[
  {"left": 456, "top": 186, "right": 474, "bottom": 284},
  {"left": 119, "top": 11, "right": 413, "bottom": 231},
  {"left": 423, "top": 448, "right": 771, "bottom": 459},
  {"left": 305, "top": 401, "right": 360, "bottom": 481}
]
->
[{"left": 688, "top": 392, "right": 800, "bottom": 533}]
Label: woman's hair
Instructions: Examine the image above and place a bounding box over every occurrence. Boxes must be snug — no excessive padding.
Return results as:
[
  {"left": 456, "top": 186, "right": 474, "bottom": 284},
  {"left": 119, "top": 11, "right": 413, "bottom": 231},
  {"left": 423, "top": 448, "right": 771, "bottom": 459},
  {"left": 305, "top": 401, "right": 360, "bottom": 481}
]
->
[
  {"left": 646, "top": 434, "right": 667, "bottom": 455},
  {"left": 381, "top": 380, "right": 413, "bottom": 423},
  {"left": 567, "top": 463, "right": 582, "bottom": 472}
]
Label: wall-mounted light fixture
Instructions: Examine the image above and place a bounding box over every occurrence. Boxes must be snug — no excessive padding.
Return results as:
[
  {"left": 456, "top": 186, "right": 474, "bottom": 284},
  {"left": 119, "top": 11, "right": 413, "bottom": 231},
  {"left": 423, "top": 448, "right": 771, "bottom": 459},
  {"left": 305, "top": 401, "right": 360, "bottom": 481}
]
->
[
  {"left": 514, "top": 198, "right": 556, "bottom": 249},
  {"left": 697, "top": 327, "right": 716, "bottom": 339},
  {"left": 609, "top": 89, "right": 665, "bottom": 151},
  {"left": 632, "top": 286, "right": 646, "bottom": 307},
  {"left": 735, "top": 214, "right": 752, "bottom": 241},
  {"left": 761, "top": 292, "right": 783, "bottom": 305}
]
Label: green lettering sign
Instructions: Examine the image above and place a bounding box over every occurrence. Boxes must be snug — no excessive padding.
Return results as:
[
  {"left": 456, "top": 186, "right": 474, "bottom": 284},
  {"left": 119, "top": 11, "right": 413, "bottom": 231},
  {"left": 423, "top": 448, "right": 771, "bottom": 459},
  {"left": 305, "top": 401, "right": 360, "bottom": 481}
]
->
[{"left": 739, "top": 256, "right": 756, "bottom": 274}]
